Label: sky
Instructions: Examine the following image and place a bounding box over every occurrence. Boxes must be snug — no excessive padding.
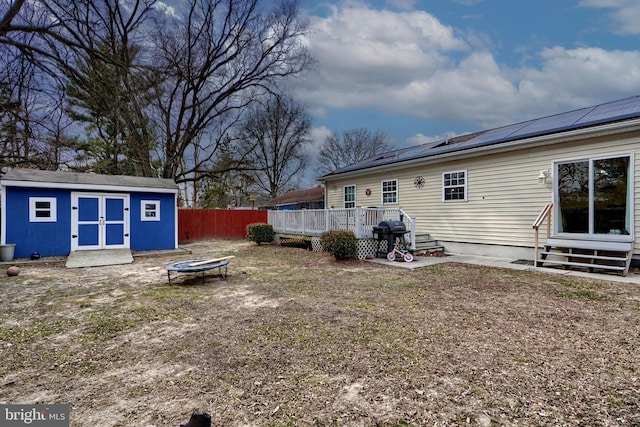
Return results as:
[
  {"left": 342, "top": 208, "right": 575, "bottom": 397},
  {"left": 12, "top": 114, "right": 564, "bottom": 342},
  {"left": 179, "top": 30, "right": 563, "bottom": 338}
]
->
[{"left": 289, "top": 0, "right": 640, "bottom": 151}]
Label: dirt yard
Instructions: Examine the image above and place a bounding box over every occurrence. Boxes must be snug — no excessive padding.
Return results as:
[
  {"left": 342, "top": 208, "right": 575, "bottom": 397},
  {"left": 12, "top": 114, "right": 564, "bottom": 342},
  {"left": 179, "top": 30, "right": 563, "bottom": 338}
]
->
[{"left": 0, "top": 240, "right": 639, "bottom": 426}]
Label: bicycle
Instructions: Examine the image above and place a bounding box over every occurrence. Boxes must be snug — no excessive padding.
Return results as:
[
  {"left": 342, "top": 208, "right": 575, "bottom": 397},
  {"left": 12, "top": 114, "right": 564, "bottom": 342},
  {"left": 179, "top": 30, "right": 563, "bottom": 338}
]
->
[{"left": 386, "top": 241, "right": 414, "bottom": 262}]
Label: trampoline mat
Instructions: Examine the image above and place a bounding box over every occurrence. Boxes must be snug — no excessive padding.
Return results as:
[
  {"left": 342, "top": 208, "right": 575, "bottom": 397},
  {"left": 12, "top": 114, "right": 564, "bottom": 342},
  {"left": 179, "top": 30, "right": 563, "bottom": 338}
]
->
[
  {"left": 164, "top": 259, "right": 229, "bottom": 272},
  {"left": 164, "top": 259, "right": 229, "bottom": 283}
]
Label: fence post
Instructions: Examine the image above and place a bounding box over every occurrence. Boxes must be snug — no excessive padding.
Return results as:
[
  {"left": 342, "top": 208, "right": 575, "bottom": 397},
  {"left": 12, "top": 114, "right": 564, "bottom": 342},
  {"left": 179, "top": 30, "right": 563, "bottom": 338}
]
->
[
  {"left": 409, "top": 217, "right": 416, "bottom": 250},
  {"left": 302, "top": 210, "right": 307, "bottom": 235},
  {"left": 326, "top": 209, "right": 331, "bottom": 232}
]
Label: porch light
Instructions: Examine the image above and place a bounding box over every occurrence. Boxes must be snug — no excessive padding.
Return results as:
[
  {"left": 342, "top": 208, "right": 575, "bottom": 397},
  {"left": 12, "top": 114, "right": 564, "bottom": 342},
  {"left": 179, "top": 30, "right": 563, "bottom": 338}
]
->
[{"left": 538, "top": 169, "right": 550, "bottom": 184}]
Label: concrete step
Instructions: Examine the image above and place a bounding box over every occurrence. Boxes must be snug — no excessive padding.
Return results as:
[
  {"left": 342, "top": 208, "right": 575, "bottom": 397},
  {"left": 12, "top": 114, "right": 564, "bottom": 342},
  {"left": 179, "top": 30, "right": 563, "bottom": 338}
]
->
[{"left": 413, "top": 233, "right": 445, "bottom": 254}]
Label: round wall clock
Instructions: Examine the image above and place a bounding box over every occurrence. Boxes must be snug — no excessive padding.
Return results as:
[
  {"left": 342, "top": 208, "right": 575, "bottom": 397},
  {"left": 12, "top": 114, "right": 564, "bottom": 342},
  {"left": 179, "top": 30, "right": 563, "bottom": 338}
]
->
[{"left": 414, "top": 176, "right": 425, "bottom": 189}]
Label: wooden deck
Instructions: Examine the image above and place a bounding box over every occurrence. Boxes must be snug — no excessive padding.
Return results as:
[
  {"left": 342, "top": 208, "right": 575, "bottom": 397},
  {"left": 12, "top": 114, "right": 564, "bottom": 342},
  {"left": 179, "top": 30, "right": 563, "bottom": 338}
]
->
[{"left": 268, "top": 207, "right": 417, "bottom": 250}]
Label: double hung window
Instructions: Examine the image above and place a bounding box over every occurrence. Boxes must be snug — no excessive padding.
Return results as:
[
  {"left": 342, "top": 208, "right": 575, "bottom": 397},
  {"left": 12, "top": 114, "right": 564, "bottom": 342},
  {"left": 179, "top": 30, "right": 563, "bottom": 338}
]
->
[
  {"left": 382, "top": 179, "right": 398, "bottom": 204},
  {"left": 344, "top": 185, "right": 356, "bottom": 208},
  {"left": 443, "top": 170, "right": 467, "bottom": 201}
]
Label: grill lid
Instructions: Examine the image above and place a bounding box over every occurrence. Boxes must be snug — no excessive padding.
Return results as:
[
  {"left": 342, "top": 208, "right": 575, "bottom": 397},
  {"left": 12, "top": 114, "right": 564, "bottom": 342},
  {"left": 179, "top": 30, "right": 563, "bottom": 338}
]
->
[{"left": 374, "top": 220, "right": 406, "bottom": 233}]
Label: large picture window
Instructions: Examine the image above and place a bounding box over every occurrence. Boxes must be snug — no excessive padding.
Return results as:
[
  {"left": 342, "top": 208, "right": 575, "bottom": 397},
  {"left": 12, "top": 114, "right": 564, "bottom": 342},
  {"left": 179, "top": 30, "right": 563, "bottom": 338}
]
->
[
  {"left": 344, "top": 185, "right": 355, "bottom": 208},
  {"left": 443, "top": 170, "right": 467, "bottom": 201},
  {"left": 382, "top": 179, "right": 398, "bottom": 204},
  {"left": 556, "top": 154, "right": 632, "bottom": 237}
]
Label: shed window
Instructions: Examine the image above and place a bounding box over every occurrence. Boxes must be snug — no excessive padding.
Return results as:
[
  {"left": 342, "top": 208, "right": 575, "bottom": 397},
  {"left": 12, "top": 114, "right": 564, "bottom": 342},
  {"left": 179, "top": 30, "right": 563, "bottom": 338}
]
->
[
  {"left": 382, "top": 179, "right": 398, "bottom": 204},
  {"left": 141, "top": 200, "right": 160, "bottom": 221},
  {"left": 344, "top": 185, "right": 356, "bottom": 208},
  {"left": 29, "top": 197, "right": 57, "bottom": 222},
  {"left": 443, "top": 170, "right": 467, "bottom": 201}
]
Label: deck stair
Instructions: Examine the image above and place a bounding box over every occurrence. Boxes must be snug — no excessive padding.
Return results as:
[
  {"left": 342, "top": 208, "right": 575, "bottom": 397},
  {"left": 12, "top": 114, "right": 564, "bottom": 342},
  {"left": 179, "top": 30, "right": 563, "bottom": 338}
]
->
[
  {"left": 538, "top": 238, "right": 633, "bottom": 276},
  {"left": 413, "top": 233, "right": 445, "bottom": 255}
]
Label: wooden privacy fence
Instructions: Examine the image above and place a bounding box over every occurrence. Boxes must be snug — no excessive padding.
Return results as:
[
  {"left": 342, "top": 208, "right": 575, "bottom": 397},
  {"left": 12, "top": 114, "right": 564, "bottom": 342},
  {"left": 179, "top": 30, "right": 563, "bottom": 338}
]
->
[{"left": 178, "top": 209, "right": 267, "bottom": 243}]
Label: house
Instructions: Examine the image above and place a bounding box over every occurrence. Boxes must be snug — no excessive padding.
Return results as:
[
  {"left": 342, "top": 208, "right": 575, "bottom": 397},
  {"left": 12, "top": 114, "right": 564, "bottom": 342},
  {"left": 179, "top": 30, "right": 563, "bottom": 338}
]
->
[
  {"left": 260, "top": 187, "right": 325, "bottom": 210},
  {"left": 317, "top": 95, "right": 640, "bottom": 275},
  {"left": 0, "top": 169, "right": 179, "bottom": 258}
]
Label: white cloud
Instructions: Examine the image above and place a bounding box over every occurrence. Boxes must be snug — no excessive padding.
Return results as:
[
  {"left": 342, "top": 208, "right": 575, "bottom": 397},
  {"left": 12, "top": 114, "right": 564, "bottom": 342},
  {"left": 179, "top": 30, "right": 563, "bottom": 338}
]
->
[
  {"left": 297, "top": 2, "right": 468, "bottom": 108},
  {"left": 579, "top": 0, "right": 640, "bottom": 35},
  {"left": 295, "top": 1, "right": 640, "bottom": 133},
  {"left": 407, "top": 131, "right": 459, "bottom": 145},
  {"left": 155, "top": 1, "right": 178, "bottom": 17},
  {"left": 307, "top": 126, "right": 333, "bottom": 157}
]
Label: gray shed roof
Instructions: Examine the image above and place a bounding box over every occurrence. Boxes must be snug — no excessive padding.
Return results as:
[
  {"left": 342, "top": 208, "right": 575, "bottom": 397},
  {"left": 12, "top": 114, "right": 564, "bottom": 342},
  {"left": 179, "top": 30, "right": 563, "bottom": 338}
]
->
[
  {"left": 320, "top": 94, "right": 640, "bottom": 180},
  {"left": 1, "top": 169, "right": 178, "bottom": 191}
]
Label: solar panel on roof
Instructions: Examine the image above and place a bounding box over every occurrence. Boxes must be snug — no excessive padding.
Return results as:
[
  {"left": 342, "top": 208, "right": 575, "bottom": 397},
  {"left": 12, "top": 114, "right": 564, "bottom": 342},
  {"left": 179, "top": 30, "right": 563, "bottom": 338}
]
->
[
  {"left": 438, "top": 121, "right": 531, "bottom": 150},
  {"left": 575, "top": 96, "right": 640, "bottom": 125},
  {"left": 507, "top": 107, "right": 593, "bottom": 139},
  {"left": 322, "top": 95, "right": 640, "bottom": 179}
]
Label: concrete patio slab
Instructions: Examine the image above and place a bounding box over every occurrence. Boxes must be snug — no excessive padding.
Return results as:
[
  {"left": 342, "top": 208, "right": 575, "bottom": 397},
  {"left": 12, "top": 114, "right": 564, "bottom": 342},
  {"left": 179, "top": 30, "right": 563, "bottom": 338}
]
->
[
  {"left": 66, "top": 249, "right": 133, "bottom": 268},
  {"left": 367, "top": 253, "right": 640, "bottom": 285}
]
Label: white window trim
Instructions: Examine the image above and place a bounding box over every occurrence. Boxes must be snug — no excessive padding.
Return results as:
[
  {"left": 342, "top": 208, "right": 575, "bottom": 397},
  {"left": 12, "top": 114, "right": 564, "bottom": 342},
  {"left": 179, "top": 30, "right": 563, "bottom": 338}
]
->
[
  {"left": 344, "top": 185, "right": 356, "bottom": 209},
  {"left": 553, "top": 151, "right": 634, "bottom": 239},
  {"left": 29, "top": 197, "right": 57, "bottom": 222},
  {"left": 141, "top": 200, "right": 161, "bottom": 221},
  {"left": 381, "top": 179, "right": 398, "bottom": 205},
  {"left": 442, "top": 170, "right": 468, "bottom": 202}
]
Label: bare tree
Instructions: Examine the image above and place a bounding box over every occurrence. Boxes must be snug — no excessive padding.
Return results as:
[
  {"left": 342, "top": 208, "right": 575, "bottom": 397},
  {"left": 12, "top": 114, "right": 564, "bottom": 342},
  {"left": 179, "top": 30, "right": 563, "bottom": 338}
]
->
[
  {"left": 1, "top": 0, "right": 159, "bottom": 174},
  {"left": 319, "top": 128, "right": 393, "bottom": 174},
  {"left": 1, "top": 0, "right": 312, "bottom": 185},
  {"left": 151, "top": 0, "right": 312, "bottom": 184},
  {"left": 197, "top": 136, "right": 255, "bottom": 208},
  {"left": 0, "top": 37, "right": 76, "bottom": 170},
  {"left": 236, "top": 94, "right": 311, "bottom": 198}
]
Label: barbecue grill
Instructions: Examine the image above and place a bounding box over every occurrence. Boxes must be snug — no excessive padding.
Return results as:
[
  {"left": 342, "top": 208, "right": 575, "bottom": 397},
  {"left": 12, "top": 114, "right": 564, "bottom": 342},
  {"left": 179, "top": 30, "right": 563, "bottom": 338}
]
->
[{"left": 372, "top": 220, "right": 408, "bottom": 257}]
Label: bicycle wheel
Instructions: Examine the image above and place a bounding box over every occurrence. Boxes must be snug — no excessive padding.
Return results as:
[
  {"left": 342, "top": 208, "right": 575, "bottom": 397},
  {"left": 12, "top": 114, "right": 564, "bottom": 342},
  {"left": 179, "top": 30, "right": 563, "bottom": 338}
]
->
[
  {"left": 403, "top": 252, "right": 414, "bottom": 262},
  {"left": 386, "top": 252, "right": 396, "bottom": 262}
]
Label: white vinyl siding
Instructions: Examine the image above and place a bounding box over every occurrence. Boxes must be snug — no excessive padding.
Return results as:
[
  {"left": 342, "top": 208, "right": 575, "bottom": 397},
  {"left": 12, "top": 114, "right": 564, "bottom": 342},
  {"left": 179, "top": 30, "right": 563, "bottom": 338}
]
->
[{"left": 323, "top": 133, "right": 640, "bottom": 256}]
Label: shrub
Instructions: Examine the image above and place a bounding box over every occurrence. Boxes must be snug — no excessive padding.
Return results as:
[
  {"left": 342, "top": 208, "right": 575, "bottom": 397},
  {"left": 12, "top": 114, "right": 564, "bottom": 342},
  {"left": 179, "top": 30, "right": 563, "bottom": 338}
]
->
[
  {"left": 246, "top": 223, "right": 274, "bottom": 245},
  {"left": 320, "top": 230, "right": 357, "bottom": 260}
]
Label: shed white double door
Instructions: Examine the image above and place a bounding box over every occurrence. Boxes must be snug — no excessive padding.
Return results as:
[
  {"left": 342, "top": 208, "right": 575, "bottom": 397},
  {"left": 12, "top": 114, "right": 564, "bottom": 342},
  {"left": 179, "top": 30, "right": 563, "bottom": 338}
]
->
[{"left": 71, "top": 193, "right": 130, "bottom": 251}]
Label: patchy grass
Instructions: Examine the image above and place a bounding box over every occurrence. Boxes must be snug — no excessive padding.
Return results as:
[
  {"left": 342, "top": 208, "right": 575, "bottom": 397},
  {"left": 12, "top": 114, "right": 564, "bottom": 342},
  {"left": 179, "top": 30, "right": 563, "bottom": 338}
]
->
[
  {"left": 0, "top": 241, "right": 639, "bottom": 426},
  {"left": 551, "top": 278, "right": 613, "bottom": 301}
]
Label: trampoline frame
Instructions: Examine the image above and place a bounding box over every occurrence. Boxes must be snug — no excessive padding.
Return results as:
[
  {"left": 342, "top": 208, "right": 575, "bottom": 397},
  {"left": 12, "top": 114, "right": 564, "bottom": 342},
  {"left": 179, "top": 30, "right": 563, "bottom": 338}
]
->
[{"left": 164, "top": 259, "right": 229, "bottom": 284}]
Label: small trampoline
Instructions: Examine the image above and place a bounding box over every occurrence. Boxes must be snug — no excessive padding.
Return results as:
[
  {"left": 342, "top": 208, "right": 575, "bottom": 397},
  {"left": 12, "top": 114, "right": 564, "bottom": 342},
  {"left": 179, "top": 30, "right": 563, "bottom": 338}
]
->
[{"left": 164, "top": 259, "right": 229, "bottom": 284}]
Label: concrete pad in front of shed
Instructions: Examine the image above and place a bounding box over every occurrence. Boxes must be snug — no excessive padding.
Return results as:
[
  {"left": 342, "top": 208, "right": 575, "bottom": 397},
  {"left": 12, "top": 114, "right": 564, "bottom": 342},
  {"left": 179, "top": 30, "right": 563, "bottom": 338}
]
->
[{"left": 66, "top": 249, "right": 133, "bottom": 268}]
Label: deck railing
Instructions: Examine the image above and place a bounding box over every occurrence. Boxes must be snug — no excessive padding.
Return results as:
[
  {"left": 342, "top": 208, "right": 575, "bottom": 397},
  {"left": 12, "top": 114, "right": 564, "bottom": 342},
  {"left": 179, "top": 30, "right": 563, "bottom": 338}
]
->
[
  {"left": 268, "top": 207, "right": 416, "bottom": 249},
  {"left": 532, "top": 202, "right": 553, "bottom": 266}
]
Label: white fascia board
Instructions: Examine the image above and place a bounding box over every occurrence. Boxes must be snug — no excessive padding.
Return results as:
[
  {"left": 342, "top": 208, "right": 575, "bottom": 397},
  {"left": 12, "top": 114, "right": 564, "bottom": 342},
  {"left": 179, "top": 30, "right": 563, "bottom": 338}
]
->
[
  {"left": 0, "top": 180, "right": 179, "bottom": 194},
  {"left": 322, "top": 119, "right": 640, "bottom": 181}
]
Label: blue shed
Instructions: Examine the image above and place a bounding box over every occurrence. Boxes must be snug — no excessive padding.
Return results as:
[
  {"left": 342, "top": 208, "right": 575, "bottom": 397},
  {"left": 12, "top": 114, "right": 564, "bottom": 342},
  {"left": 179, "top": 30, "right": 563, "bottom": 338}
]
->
[{"left": 0, "top": 169, "right": 179, "bottom": 258}]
